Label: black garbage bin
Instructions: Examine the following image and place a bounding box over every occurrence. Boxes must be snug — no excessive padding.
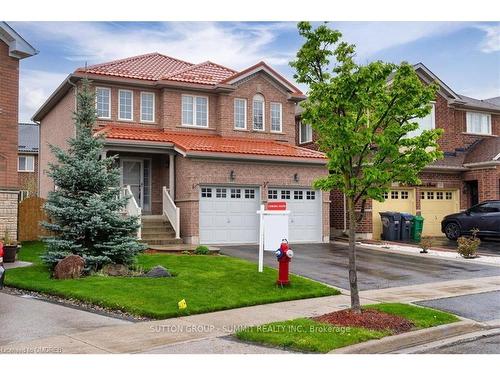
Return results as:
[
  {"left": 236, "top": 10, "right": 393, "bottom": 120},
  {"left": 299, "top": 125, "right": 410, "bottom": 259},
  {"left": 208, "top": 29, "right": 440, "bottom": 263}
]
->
[
  {"left": 400, "top": 213, "right": 414, "bottom": 241},
  {"left": 379, "top": 212, "right": 401, "bottom": 241}
]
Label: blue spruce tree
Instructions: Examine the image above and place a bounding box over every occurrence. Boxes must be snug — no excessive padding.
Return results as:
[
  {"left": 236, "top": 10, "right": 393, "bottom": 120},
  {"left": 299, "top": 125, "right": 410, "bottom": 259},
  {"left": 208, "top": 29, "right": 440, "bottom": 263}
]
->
[{"left": 41, "top": 79, "right": 145, "bottom": 272}]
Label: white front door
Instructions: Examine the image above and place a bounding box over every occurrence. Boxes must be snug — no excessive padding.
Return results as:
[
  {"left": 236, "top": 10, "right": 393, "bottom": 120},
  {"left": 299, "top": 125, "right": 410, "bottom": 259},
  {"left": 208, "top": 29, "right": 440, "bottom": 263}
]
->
[
  {"left": 199, "top": 186, "right": 260, "bottom": 244},
  {"left": 121, "top": 158, "right": 151, "bottom": 212}
]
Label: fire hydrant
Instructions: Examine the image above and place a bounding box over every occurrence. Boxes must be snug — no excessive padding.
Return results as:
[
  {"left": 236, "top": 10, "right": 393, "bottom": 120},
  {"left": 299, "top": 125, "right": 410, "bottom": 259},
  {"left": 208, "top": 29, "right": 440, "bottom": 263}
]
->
[{"left": 274, "top": 239, "right": 293, "bottom": 286}]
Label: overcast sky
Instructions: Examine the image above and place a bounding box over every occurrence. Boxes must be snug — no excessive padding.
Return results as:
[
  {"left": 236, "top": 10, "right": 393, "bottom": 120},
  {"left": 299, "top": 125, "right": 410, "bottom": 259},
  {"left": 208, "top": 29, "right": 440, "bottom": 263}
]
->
[{"left": 11, "top": 21, "right": 500, "bottom": 123}]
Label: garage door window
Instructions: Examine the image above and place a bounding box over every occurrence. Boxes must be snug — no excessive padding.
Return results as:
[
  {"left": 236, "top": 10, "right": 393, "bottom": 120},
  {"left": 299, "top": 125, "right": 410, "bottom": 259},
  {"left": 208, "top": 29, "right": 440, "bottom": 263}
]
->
[
  {"left": 216, "top": 188, "right": 227, "bottom": 198},
  {"left": 201, "top": 187, "right": 212, "bottom": 198},
  {"left": 281, "top": 190, "right": 290, "bottom": 199},
  {"left": 245, "top": 189, "right": 255, "bottom": 199},
  {"left": 427, "top": 191, "right": 434, "bottom": 200},
  {"left": 383, "top": 192, "right": 389, "bottom": 199},
  {"left": 401, "top": 191, "right": 409, "bottom": 199},
  {"left": 446, "top": 192, "right": 453, "bottom": 200},
  {"left": 437, "top": 192, "right": 444, "bottom": 200},
  {"left": 391, "top": 191, "right": 399, "bottom": 199},
  {"left": 306, "top": 191, "right": 316, "bottom": 200},
  {"left": 231, "top": 188, "right": 241, "bottom": 198},
  {"left": 268, "top": 189, "right": 278, "bottom": 199},
  {"left": 420, "top": 191, "right": 425, "bottom": 199},
  {"left": 294, "top": 190, "right": 303, "bottom": 200}
]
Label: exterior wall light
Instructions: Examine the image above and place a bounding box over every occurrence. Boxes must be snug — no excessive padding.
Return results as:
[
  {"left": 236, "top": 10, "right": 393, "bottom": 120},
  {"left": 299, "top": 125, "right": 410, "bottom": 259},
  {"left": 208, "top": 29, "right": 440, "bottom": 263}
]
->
[
  {"left": 230, "top": 170, "right": 236, "bottom": 181},
  {"left": 293, "top": 173, "right": 299, "bottom": 182}
]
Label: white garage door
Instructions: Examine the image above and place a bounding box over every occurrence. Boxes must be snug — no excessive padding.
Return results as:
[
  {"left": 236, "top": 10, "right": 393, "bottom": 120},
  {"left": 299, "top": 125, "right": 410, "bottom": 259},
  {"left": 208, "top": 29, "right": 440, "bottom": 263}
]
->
[
  {"left": 199, "top": 186, "right": 260, "bottom": 244},
  {"left": 268, "top": 188, "right": 322, "bottom": 243}
]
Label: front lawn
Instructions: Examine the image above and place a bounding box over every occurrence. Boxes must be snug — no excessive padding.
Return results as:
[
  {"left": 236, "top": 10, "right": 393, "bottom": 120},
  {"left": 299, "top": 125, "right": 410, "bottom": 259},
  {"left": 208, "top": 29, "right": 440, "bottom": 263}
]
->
[
  {"left": 5, "top": 242, "right": 339, "bottom": 319},
  {"left": 235, "top": 303, "right": 459, "bottom": 353}
]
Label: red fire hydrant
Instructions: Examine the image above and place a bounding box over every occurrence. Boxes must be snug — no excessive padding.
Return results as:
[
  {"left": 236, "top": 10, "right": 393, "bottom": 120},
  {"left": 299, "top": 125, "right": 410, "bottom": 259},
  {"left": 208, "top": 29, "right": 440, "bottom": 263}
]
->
[{"left": 274, "top": 239, "right": 293, "bottom": 286}]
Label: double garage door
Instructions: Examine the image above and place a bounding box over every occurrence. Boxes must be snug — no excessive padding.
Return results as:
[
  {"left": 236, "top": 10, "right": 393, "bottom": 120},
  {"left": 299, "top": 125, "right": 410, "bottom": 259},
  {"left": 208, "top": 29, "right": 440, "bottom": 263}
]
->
[
  {"left": 372, "top": 188, "right": 459, "bottom": 239},
  {"left": 199, "top": 186, "right": 322, "bottom": 244}
]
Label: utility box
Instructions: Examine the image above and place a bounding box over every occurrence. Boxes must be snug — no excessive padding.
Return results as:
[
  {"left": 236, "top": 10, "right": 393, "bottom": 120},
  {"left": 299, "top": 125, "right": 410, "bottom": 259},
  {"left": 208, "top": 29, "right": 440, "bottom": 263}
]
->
[
  {"left": 400, "top": 213, "right": 414, "bottom": 241},
  {"left": 379, "top": 212, "right": 401, "bottom": 241}
]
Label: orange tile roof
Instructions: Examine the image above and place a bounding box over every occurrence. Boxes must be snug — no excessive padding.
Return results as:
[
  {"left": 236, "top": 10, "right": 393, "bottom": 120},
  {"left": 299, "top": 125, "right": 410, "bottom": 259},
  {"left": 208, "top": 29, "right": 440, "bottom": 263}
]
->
[
  {"left": 96, "top": 125, "right": 325, "bottom": 160},
  {"left": 163, "top": 61, "right": 237, "bottom": 85}
]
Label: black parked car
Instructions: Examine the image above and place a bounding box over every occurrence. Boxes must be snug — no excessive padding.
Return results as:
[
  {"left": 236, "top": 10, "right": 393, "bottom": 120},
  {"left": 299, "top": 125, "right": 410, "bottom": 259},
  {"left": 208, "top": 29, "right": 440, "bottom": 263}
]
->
[{"left": 442, "top": 200, "right": 500, "bottom": 240}]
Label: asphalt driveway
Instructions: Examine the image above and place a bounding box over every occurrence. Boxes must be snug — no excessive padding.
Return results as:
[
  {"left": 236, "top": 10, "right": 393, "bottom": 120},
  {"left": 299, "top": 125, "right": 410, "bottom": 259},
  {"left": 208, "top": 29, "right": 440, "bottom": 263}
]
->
[{"left": 221, "top": 242, "right": 500, "bottom": 291}]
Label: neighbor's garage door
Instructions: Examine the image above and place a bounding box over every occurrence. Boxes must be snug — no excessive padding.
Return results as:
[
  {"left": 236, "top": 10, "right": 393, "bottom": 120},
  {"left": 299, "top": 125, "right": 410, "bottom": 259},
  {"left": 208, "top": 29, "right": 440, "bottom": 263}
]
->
[
  {"left": 268, "top": 188, "right": 322, "bottom": 243},
  {"left": 420, "top": 190, "right": 460, "bottom": 236},
  {"left": 372, "top": 189, "right": 415, "bottom": 240},
  {"left": 199, "top": 186, "right": 260, "bottom": 244}
]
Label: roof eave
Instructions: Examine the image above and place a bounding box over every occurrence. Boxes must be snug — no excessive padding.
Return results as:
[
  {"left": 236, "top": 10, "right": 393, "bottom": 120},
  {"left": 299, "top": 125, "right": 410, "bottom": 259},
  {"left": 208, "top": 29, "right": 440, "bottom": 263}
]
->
[
  {"left": 448, "top": 102, "right": 500, "bottom": 114},
  {"left": 0, "top": 21, "right": 38, "bottom": 59}
]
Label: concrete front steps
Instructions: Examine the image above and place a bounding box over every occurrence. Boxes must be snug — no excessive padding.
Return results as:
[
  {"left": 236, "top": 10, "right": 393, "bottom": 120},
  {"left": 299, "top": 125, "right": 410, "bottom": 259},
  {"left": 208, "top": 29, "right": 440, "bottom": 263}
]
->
[{"left": 140, "top": 215, "right": 183, "bottom": 246}]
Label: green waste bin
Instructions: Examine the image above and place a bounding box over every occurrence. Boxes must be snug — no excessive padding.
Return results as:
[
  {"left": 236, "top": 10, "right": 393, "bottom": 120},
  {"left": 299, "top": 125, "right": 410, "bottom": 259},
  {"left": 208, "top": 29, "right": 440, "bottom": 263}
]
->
[{"left": 411, "top": 215, "right": 424, "bottom": 242}]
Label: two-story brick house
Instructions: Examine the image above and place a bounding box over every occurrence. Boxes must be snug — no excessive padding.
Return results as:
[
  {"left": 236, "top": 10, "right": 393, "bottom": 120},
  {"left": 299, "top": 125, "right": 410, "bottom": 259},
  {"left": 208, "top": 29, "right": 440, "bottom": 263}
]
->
[
  {"left": 34, "top": 53, "right": 329, "bottom": 245},
  {"left": 0, "top": 22, "right": 37, "bottom": 240},
  {"left": 297, "top": 63, "right": 500, "bottom": 239},
  {"left": 18, "top": 122, "right": 39, "bottom": 200}
]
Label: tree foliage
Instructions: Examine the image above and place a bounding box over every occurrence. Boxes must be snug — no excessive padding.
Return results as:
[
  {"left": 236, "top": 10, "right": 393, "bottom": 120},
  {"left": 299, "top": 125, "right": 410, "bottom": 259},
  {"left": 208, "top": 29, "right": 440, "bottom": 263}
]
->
[{"left": 41, "top": 79, "right": 145, "bottom": 272}]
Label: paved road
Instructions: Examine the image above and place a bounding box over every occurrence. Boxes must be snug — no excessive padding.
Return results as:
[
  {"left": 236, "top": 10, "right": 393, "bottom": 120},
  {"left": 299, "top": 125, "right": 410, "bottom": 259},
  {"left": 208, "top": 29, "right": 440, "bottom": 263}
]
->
[
  {"left": 0, "top": 292, "right": 130, "bottom": 346},
  {"left": 221, "top": 243, "right": 500, "bottom": 291},
  {"left": 416, "top": 291, "right": 500, "bottom": 322},
  {"left": 422, "top": 334, "right": 500, "bottom": 354}
]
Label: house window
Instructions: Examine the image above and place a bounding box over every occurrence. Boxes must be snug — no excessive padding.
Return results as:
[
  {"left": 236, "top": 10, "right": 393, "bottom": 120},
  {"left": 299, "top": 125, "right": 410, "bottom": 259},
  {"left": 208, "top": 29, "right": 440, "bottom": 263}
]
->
[
  {"left": 140, "top": 92, "right": 155, "bottom": 122},
  {"left": 230, "top": 188, "right": 241, "bottom": 198},
  {"left": 201, "top": 187, "right": 212, "bottom": 198},
  {"left": 306, "top": 191, "right": 316, "bottom": 200},
  {"left": 268, "top": 189, "right": 278, "bottom": 200},
  {"left": 244, "top": 189, "right": 255, "bottom": 199},
  {"left": 216, "top": 188, "right": 226, "bottom": 198},
  {"left": 234, "top": 98, "right": 247, "bottom": 129},
  {"left": 270, "top": 102, "right": 282, "bottom": 132},
  {"left": 118, "top": 90, "right": 133, "bottom": 121},
  {"left": 182, "top": 95, "right": 208, "bottom": 127},
  {"left": 19, "top": 190, "right": 30, "bottom": 202},
  {"left": 253, "top": 94, "right": 264, "bottom": 131},
  {"left": 406, "top": 103, "right": 435, "bottom": 138},
  {"left": 466, "top": 112, "right": 491, "bottom": 135},
  {"left": 299, "top": 121, "right": 313, "bottom": 144},
  {"left": 96, "top": 87, "right": 110, "bottom": 119},
  {"left": 18, "top": 155, "right": 34, "bottom": 172},
  {"left": 281, "top": 190, "right": 290, "bottom": 200}
]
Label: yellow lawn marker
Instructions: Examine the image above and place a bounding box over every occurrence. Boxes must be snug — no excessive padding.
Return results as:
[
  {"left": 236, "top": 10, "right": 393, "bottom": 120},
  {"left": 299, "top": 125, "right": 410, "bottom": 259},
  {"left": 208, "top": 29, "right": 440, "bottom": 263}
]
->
[{"left": 178, "top": 299, "right": 187, "bottom": 310}]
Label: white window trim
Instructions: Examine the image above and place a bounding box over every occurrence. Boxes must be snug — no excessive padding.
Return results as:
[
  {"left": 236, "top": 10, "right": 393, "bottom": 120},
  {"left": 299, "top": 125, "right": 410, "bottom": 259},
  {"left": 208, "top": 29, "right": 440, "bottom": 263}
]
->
[
  {"left": 234, "top": 98, "right": 247, "bottom": 130},
  {"left": 140, "top": 91, "right": 155, "bottom": 123},
  {"left": 18, "top": 155, "right": 34, "bottom": 172},
  {"left": 466, "top": 111, "right": 492, "bottom": 135},
  {"left": 270, "top": 102, "right": 283, "bottom": 133},
  {"left": 253, "top": 95, "right": 265, "bottom": 131},
  {"left": 95, "top": 87, "right": 111, "bottom": 119},
  {"left": 181, "top": 94, "right": 209, "bottom": 128},
  {"left": 118, "top": 89, "right": 134, "bottom": 121},
  {"left": 299, "top": 121, "right": 313, "bottom": 144}
]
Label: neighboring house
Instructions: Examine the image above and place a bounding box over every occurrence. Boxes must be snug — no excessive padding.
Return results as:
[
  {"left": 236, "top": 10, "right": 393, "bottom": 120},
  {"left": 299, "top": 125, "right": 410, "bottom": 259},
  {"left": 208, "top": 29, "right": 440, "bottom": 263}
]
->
[
  {"left": 33, "top": 53, "right": 329, "bottom": 245},
  {"left": 296, "top": 63, "right": 500, "bottom": 239},
  {"left": 0, "top": 22, "right": 37, "bottom": 240},
  {"left": 18, "top": 122, "right": 39, "bottom": 200}
]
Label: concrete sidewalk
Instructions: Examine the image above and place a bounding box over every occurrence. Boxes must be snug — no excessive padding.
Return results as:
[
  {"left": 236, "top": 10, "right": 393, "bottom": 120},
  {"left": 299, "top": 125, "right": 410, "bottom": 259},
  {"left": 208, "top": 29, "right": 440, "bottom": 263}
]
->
[{"left": 2, "top": 274, "right": 500, "bottom": 354}]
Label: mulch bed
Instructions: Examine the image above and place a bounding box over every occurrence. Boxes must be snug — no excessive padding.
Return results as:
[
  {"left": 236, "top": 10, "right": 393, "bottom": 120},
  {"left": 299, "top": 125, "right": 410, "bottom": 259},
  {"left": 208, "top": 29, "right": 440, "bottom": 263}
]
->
[{"left": 313, "top": 308, "right": 414, "bottom": 334}]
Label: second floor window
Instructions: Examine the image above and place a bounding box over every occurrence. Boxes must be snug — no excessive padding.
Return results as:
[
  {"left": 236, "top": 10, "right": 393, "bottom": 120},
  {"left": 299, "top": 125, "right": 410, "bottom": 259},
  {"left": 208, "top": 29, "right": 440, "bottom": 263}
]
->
[
  {"left": 466, "top": 111, "right": 491, "bottom": 135},
  {"left": 118, "top": 90, "right": 133, "bottom": 121},
  {"left": 96, "top": 87, "right": 110, "bottom": 119},
  {"left": 406, "top": 103, "right": 435, "bottom": 138},
  {"left": 140, "top": 92, "right": 155, "bottom": 122},
  {"left": 299, "top": 121, "right": 313, "bottom": 144},
  {"left": 270, "top": 102, "right": 282, "bottom": 132},
  {"left": 234, "top": 98, "right": 247, "bottom": 129},
  {"left": 253, "top": 94, "right": 264, "bottom": 131},
  {"left": 182, "top": 95, "right": 208, "bottom": 127},
  {"left": 18, "top": 155, "right": 34, "bottom": 172}
]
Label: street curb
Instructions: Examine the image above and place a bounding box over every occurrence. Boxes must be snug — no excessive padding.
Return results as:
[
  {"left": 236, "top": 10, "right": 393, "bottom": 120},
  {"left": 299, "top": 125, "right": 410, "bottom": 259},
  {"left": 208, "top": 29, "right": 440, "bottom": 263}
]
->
[{"left": 329, "top": 320, "right": 483, "bottom": 354}]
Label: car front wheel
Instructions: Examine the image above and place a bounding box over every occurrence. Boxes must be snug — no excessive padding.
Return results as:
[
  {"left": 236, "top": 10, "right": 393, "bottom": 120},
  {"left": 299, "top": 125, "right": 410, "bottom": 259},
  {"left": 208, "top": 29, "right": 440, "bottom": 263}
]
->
[{"left": 444, "top": 222, "right": 461, "bottom": 240}]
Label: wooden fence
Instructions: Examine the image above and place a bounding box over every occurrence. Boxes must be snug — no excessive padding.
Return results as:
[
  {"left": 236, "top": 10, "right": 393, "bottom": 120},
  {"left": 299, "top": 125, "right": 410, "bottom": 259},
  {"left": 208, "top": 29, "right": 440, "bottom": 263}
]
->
[{"left": 18, "top": 196, "right": 49, "bottom": 242}]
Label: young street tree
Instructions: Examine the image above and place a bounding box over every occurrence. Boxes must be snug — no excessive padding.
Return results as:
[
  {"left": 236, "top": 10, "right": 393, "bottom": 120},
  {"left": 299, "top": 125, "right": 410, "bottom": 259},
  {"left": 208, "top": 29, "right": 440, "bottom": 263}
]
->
[
  {"left": 291, "top": 22, "right": 443, "bottom": 312},
  {"left": 42, "top": 79, "right": 145, "bottom": 272}
]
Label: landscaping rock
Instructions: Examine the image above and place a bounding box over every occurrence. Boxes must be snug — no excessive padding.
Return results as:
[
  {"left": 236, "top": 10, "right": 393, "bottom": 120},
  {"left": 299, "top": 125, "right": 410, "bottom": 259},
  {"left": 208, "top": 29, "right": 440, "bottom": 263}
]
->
[
  {"left": 53, "top": 254, "right": 85, "bottom": 279},
  {"left": 144, "top": 265, "right": 171, "bottom": 278},
  {"left": 102, "top": 263, "right": 130, "bottom": 276}
]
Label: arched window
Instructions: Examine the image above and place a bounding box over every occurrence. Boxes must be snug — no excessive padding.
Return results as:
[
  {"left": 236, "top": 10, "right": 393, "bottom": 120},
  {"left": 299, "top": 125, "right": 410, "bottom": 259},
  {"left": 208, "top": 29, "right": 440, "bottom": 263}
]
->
[{"left": 253, "top": 94, "right": 265, "bottom": 131}]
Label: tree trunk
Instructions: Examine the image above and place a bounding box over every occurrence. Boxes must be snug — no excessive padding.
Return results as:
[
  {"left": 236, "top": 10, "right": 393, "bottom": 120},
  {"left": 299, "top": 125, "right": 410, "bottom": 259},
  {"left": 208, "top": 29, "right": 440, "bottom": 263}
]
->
[{"left": 347, "top": 196, "right": 361, "bottom": 313}]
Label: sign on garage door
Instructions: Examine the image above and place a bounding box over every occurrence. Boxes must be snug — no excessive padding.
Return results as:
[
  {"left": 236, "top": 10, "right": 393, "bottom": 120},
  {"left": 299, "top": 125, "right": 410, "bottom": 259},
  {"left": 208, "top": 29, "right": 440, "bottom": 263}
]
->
[
  {"left": 268, "top": 188, "right": 322, "bottom": 243},
  {"left": 420, "top": 190, "right": 460, "bottom": 236},
  {"left": 372, "top": 189, "right": 415, "bottom": 240},
  {"left": 199, "top": 186, "right": 260, "bottom": 244}
]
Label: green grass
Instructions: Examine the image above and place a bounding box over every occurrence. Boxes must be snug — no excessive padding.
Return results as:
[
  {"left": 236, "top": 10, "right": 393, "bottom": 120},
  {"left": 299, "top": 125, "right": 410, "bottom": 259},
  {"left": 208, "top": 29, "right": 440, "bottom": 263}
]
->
[
  {"left": 235, "top": 303, "right": 459, "bottom": 353},
  {"left": 236, "top": 318, "right": 388, "bottom": 353},
  {"left": 5, "top": 242, "right": 339, "bottom": 319}
]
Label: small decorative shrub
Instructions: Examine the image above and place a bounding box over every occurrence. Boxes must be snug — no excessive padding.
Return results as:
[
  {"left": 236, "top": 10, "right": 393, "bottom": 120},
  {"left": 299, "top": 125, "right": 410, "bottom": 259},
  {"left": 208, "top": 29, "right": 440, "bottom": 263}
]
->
[
  {"left": 457, "top": 229, "right": 480, "bottom": 259},
  {"left": 194, "top": 245, "right": 210, "bottom": 255},
  {"left": 419, "top": 236, "right": 433, "bottom": 254},
  {"left": 181, "top": 250, "right": 191, "bottom": 255}
]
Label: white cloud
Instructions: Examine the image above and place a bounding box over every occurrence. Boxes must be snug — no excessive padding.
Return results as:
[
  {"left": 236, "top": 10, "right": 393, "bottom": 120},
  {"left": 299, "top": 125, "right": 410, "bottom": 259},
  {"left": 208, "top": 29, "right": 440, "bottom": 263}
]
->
[
  {"left": 19, "top": 69, "right": 67, "bottom": 122},
  {"left": 476, "top": 24, "right": 500, "bottom": 53}
]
